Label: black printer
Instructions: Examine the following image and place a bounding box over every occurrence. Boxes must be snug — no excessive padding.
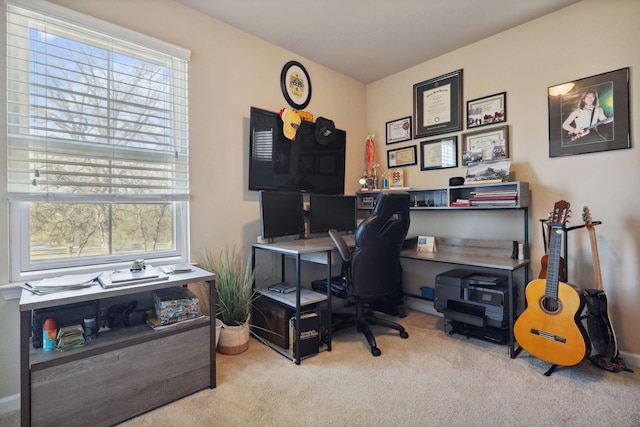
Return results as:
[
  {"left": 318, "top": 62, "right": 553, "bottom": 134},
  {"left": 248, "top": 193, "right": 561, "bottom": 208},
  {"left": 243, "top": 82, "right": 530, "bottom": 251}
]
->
[{"left": 434, "top": 268, "right": 509, "bottom": 329}]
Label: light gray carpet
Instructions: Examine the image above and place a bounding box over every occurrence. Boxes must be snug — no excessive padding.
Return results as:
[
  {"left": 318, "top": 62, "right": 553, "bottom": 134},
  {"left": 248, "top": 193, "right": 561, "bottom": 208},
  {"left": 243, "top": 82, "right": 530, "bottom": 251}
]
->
[
  {"left": 118, "top": 310, "right": 638, "bottom": 427},
  {"left": 3, "top": 310, "right": 638, "bottom": 427}
]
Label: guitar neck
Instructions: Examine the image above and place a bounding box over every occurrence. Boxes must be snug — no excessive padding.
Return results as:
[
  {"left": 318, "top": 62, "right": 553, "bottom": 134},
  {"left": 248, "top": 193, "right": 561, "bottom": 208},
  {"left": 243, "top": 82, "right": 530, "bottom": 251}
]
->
[{"left": 587, "top": 226, "right": 603, "bottom": 291}]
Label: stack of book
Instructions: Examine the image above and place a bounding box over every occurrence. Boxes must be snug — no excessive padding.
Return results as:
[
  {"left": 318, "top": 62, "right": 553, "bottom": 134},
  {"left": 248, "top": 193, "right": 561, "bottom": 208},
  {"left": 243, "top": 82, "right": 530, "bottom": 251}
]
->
[
  {"left": 450, "top": 198, "right": 470, "bottom": 207},
  {"left": 468, "top": 189, "right": 517, "bottom": 206}
]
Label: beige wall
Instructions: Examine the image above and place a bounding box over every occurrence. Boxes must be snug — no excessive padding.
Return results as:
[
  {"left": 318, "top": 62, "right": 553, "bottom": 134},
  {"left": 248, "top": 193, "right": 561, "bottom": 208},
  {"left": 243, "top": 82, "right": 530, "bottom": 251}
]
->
[
  {"left": 1, "top": 0, "right": 638, "bottom": 405},
  {"left": 367, "top": 0, "right": 640, "bottom": 362}
]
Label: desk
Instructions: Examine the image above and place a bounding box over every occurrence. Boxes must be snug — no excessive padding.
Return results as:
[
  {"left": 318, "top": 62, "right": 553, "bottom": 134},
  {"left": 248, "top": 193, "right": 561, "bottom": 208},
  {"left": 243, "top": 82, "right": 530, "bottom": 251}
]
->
[
  {"left": 252, "top": 235, "right": 355, "bottom": 364},
  {"left": 400, "top": 246, "right": 529, "bottom": 358},
  {"left": 19, "top": 267, "right": 215, "bottom": 427}
]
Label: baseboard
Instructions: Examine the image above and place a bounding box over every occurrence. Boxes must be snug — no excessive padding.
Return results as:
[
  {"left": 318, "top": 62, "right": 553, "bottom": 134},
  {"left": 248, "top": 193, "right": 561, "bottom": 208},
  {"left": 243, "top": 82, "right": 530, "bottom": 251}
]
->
[
  {"left": 405, "top": 295, "right": 441, "bottom": 317},
  {"left": 0, "top": 393, "right": 19, "bottom": 415},
  {"left": 618, "top": 351, "right": 640, "bottom": 370}
]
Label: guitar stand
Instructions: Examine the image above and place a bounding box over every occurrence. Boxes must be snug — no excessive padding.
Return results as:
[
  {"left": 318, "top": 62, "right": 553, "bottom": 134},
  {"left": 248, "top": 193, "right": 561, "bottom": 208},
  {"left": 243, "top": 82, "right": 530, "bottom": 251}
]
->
[{"left": 544, "top": 364, "right": 559, "bottom": 376}]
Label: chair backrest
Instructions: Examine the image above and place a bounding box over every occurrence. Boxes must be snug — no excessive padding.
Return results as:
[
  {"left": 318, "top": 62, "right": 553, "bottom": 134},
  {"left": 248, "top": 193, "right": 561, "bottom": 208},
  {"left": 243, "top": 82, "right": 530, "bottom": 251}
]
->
[{"left": 351, "top": 192, "right": 410, "bottom": 301}]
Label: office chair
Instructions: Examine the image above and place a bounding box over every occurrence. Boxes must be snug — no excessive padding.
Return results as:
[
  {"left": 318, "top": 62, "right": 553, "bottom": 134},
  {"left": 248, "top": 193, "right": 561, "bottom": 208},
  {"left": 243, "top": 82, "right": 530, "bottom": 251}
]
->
[{"left": 328, "top": 191, "right": 410, "bottom": 356}]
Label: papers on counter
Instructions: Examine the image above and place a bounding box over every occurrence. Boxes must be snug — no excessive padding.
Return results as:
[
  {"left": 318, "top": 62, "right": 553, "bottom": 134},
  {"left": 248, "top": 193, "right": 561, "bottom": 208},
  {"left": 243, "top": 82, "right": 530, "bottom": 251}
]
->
[{"left": 22, "top": 273, "right": 102, "bottom": 295}]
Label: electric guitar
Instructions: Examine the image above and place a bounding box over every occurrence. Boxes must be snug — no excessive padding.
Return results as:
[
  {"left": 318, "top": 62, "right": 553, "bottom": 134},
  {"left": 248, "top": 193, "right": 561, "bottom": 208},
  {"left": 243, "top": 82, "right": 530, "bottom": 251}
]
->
[
  {"left": 514, "top": 210, "right": 588, "bottom": 366},
  {"left": 538, "top": 200, "right": 569, "bottom": 281},
  {"left": 582, "top": 206, "right": 618, "bottom": 359},
  {"left": 567, "top": 116, "right": 613, "bottom": 141}
]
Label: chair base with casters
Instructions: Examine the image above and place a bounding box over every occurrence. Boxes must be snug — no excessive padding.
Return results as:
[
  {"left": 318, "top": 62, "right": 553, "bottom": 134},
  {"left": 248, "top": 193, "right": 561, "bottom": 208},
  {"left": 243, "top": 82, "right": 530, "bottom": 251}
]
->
[{"left": 332, "top": 301, "right": 409, "bottom": 356}]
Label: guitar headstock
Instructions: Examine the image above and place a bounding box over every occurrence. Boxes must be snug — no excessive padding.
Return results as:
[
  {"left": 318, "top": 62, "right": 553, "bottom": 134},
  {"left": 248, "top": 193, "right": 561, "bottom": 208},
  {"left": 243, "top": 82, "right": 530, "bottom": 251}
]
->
[
  {"left": 549, "top": 200, "right": 571, "bottom": 227},
  {"left": 582, "top": 206, "right": 593, "bottom": 225}
]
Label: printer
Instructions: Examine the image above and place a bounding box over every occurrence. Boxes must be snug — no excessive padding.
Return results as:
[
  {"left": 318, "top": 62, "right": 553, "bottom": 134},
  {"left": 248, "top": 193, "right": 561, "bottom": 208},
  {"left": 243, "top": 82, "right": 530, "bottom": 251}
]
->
[{"left": 434, "top": 268, "right": 509, "bottom": 329}]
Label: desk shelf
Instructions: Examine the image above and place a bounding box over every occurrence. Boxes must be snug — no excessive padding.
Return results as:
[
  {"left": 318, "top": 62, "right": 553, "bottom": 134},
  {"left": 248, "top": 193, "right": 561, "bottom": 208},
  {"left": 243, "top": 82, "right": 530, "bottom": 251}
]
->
[{"left": 357, "top": 182, "right": 530, "bottom": 358}]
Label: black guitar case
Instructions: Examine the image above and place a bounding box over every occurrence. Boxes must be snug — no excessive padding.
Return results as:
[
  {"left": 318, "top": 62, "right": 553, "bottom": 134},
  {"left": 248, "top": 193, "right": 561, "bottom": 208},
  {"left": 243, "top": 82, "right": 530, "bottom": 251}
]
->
[{"left": 582, "top": 289, "right": 633, "bottom": 373}]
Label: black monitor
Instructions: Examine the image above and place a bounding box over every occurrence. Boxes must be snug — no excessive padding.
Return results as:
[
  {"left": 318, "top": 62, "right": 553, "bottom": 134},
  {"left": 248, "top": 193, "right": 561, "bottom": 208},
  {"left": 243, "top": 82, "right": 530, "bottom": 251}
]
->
[
  {"left": 308, "top": 194, "right": 357, "bottom": 234},
  {"left": 259, "top": 191, "right": 305, "bottom": 239},
  {"left": 249, "top": 106, "right": 346, "bottom": 194}
]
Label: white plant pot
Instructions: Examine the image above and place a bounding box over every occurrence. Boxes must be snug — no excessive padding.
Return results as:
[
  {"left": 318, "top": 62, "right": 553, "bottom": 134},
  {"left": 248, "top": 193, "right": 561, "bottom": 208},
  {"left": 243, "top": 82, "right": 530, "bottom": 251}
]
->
[
  {"left": 217, "top": 314, "right": 250, "bottom": 355},
  {"left": 215, "top": 318, "right": 223, "bottom": 348}
]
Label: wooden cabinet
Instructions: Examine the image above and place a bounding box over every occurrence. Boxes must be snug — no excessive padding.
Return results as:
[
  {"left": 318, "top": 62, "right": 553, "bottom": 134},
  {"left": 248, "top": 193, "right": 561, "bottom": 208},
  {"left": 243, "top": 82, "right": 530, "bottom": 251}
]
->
[{"left": 19, "top": 267, "right": 215, "bottom": 427}]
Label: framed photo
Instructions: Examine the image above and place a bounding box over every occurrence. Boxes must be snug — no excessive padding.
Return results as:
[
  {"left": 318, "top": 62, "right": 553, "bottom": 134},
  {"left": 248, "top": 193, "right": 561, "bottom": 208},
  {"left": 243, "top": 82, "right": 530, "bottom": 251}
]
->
[
  {"left": 413, "top": 69, "right": 463, "bottom": 138},
  {"left": 386, "top": 116, "right": 412, "bottom": 144},
  {"left": 280, "top": 61, "right": 312, "bottom": 109},
  {"left": 387, "top": 145, "right": 417, "bottom": 169},
  {"left": 461, "top": 125, "right": 509, "bottom": 166},
  {"left": 420, "top": 136, "right": 458, "bottom": 171},
  {"left": 467, "top": 92, "right": 506, "bottom": 129},
  {"left": 548, "top": 67, "right": 630, "bottom": 157}
]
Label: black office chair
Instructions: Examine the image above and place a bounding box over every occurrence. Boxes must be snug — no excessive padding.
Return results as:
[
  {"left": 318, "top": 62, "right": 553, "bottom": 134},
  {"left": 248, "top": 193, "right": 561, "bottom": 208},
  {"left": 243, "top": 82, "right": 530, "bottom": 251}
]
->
[{"left": 329, "top": 191, "right": 411, "bottom": 356}]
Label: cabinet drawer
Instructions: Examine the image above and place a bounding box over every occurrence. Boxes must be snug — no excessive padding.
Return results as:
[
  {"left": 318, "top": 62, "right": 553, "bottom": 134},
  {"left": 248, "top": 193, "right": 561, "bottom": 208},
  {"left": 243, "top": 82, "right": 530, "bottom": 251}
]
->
[{"left": 31, "top": 325, "right": 210, "bottom": 427}]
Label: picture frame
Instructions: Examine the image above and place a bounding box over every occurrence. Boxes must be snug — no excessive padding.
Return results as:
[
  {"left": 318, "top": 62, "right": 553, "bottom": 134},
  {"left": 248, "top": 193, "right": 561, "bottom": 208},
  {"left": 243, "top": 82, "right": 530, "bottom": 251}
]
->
[
  {"left": 413, "top": 69, "right": 463, "bottom": 138},
  {"left": 461, "top": 125, "right": 509, "bottom": 166},
  {"left": 420, "top": 136, "right": 458, "bottom": 171},
  {"left": 386, "top": 116, "right": 412, "bottom": 144},
  {"left": 548, "top": 67, "right": 630, "bottom": 157},
  {"left": 467, "top": 92, "right": 506, "bottom": 129},
  {"left": 387, "top": 145, "right": 417, "bottom": 169},
  {"left": 280, "top": 61, "right": 312, "bottom": 110}
]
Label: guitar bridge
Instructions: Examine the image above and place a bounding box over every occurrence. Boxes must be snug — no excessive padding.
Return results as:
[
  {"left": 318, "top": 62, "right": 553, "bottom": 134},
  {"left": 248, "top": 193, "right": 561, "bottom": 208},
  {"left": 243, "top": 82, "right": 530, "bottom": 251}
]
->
[{"left": 531, "top": 328, "right": 567, "bottom": 343}]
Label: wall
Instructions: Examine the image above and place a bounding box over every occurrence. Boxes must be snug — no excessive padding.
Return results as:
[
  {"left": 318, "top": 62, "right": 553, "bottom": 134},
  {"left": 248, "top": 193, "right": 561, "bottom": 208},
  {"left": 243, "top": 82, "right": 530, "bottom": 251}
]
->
[
  {"left": 0, "top": 0, "right": 366, "bottom": 405},
  {"left": 366, "top": 0, "right": 640, "bottom": 364}
]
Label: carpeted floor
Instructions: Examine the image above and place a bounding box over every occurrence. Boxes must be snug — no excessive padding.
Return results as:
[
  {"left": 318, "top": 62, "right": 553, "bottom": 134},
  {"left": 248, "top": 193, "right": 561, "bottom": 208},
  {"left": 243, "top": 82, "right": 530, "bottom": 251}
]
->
[{"left": 4, "top": 310, "right": 639, "bottom": 427}]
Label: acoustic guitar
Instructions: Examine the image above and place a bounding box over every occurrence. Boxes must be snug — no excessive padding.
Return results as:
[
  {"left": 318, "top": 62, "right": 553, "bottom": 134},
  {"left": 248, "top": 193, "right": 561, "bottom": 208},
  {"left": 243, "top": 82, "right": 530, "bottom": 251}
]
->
[
  {"left": 514, "top": 209, "right": 588, "bottom": 366},
  {"left": 582, "top": 206, "right": 618, "bottom": 359},
  {"left": 538, "top": 200, "right": 569, "bottom": 281}
]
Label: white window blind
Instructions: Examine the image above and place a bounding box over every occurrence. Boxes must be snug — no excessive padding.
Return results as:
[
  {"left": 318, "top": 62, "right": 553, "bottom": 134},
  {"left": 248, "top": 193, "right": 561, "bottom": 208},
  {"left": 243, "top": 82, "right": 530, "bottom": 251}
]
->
[{"left": 6, "top": 2, "right": 190, "bottom": 203}]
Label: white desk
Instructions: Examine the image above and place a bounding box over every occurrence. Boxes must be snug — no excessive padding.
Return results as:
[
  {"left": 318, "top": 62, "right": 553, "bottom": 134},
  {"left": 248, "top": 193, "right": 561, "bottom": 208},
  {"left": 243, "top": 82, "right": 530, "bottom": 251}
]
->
[{"left": 19, "top": 266, "right": 215, "bottom": 427}]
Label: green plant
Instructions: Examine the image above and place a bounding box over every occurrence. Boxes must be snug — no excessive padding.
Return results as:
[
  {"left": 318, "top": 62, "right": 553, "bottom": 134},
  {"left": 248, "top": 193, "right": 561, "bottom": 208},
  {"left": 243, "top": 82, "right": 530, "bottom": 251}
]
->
[{"left": 201, "top": 245, "right": 256, "bottom": 326}]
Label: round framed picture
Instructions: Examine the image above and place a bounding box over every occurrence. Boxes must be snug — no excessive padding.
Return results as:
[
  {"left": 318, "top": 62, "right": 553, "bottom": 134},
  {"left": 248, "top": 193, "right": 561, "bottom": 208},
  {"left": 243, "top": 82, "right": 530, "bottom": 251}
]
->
[{"left": 280, "top": 61, "right": 312, "bottom": 110}]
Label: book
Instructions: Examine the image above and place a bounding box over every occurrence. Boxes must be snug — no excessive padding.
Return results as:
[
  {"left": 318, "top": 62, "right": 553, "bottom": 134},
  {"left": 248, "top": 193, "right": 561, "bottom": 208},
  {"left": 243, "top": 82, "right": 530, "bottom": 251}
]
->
[
  {"left": 159, "top": 263, "right": 194, "bottom": 274},
  {"left": 289, "top": 312, "right": 320, "bottom": 358},
  {"left": 268, "top": 281, "right": 296, "bottom": 294}
]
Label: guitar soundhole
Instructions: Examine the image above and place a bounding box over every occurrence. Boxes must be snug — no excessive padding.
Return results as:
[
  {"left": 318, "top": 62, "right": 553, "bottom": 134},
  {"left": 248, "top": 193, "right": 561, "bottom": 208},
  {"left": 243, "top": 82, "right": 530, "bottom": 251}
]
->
[{"left": 541, "top": 297, "right": 561, "bottom": 313}]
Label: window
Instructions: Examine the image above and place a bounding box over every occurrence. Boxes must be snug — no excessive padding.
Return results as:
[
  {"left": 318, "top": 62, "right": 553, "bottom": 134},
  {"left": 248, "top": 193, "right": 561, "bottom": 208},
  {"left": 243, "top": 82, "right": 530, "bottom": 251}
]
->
[{"left": 6, "top": 2, "right": 191, "bottom": 280}]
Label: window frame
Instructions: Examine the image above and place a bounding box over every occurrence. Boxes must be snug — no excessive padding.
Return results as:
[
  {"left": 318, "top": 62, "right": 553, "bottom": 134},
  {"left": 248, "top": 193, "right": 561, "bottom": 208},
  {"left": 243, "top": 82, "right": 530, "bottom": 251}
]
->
[{"left": 6, "top": 1, "right": 191, "bottom": 282}]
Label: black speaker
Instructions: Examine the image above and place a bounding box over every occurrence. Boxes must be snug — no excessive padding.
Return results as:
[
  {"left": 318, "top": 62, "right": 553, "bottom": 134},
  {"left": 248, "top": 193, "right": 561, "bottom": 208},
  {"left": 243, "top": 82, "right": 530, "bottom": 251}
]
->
[{"left": 449, "top": 176, "right": 465, "bottom": 186}]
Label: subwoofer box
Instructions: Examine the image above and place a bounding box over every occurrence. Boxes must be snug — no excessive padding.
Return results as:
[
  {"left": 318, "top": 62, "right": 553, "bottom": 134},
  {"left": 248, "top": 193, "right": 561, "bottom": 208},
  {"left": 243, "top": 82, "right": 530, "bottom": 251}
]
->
[{"left": 252, "top": 295, "right": 294, "bottom": 349}]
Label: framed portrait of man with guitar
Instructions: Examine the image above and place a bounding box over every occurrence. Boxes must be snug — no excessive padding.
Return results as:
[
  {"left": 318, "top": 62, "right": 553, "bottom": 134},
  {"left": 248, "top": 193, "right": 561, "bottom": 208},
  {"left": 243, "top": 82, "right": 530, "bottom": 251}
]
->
[{"left": 548, "top": 67, "right": 630, "bottom": 158}]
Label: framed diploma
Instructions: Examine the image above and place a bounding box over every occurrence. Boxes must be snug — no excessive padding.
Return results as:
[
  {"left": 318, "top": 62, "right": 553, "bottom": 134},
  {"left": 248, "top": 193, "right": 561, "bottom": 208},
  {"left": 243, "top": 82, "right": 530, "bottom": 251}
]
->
[
  {"left": 386, "top": 116, "right": 412, "bottom": 144},
  {"left": 467, "top": 92, "right": 506, "bottom": 129},
  {"left": 420, "top": 136, "right": 458, "bottom": 171},
  {"left": 387, "top": 145, "right": 417, "bottom": 169},
  {"left": 413, "top": 69, "right": 463, "bottom": 138}
]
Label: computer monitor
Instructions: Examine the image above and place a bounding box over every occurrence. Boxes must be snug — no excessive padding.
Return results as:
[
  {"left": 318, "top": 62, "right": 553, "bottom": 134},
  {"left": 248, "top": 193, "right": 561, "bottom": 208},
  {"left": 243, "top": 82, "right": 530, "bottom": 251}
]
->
[
  {"left": 308, "top": 194, "right": 357, "bottom": 234},
  {"left": 259, "top": 191, "right": 305, "bottom": 239}
]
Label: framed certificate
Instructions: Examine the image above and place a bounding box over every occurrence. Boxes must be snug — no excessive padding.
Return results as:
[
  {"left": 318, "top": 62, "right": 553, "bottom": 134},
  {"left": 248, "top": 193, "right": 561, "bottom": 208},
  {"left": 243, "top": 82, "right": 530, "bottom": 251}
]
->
[
  {"left": 413, "top": 69, "right": 463, "bottom": 138},
  {"left": 386, "top": 116, "right": 412, "bottom": 144},
  {"left": 467, "top": 92, "right": 506, "bottom": 129},
  {"left": 387, "top": 146, "right": 417, "bottom": 169}
]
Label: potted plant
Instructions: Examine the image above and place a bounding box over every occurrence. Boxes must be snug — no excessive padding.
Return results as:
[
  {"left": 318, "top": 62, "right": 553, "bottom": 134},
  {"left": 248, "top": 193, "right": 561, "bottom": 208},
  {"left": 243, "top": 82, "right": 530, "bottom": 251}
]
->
[{"left": 201, "top": 245, "right": 256, "bottom": 354}]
